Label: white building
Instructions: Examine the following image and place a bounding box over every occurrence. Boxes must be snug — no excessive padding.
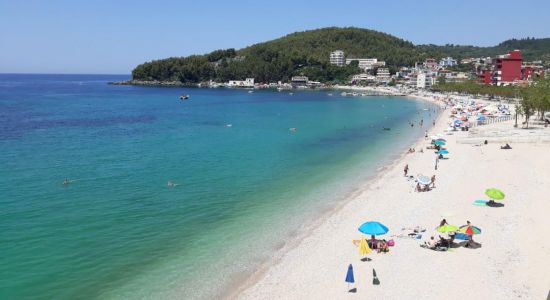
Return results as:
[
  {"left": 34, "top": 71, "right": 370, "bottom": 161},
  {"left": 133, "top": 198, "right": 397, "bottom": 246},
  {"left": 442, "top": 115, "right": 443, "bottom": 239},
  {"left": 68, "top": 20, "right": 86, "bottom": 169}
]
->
[
  {"left": 439, "top": 57, "right": 457, "bottom": 67},
  {"left": 351, "top": 73, "right": 376, "bottom": 83},
  {"left": 416, "top": 73, "right": 434, "bottom": 89},
  {"left": 228, "top": 78, "right": 254, "bottom": 87},
  {"left": 330, "top": 50, "right": 345, "bottom": 66},
  {"left": 376, "top": 68, "right": 391, "bottom": 83},
  {"left": 345, "top": 58, "right": 386, "bottom": 70},
  {"left": 291, "top": 76, "right": 308, "bottom": 87}
]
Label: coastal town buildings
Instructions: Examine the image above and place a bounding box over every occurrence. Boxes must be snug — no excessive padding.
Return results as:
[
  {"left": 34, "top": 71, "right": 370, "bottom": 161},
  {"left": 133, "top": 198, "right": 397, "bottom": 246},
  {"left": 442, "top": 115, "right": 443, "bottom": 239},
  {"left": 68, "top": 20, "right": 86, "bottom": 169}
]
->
[
  {"left": 330, "top": 50, "right": 345, "bottom": 66},
  {"left": 439, "top": 71, "right": 469, "bottom": 83},
  {"left": 376, "top": 68, "right": 391, "bottom": 83},
  {"left": 228, "top": 78, "right": 255, "bottom": 87}
]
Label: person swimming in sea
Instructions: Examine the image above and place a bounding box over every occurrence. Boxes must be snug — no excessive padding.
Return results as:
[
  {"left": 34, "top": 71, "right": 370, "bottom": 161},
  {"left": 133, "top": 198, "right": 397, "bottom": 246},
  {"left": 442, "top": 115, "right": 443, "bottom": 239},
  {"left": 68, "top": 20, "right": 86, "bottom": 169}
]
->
[
  {"left": 167, "top": 181, "right": 179, "bottom": 188},
  {"left": 62, "top": 178, "right": 80, "bottom": 185}
]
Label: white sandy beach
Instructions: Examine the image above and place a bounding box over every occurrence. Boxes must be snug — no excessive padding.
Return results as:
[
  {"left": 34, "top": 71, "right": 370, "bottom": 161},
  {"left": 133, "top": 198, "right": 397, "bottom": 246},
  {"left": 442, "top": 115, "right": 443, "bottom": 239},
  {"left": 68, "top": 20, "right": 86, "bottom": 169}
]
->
[{"left": 234, "top": 99, "right": 550, "bottom": 299}]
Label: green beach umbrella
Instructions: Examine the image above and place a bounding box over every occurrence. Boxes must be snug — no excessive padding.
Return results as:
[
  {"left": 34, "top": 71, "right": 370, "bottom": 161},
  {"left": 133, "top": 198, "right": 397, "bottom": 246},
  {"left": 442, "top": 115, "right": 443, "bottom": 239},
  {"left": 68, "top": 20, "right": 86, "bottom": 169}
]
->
[
  {"left": 436, "top": 224, "right": 459, "bottom": 233},
  {"left": 485, "top": 188, "right": 505, "bottom": 200}
]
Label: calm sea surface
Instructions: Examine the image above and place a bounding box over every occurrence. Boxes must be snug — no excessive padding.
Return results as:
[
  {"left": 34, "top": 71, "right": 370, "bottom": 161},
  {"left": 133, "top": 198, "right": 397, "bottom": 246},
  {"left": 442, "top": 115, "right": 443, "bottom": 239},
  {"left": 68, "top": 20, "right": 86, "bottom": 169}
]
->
[{"left": 0, "top": 74, "right": 438, "bottom": 299}]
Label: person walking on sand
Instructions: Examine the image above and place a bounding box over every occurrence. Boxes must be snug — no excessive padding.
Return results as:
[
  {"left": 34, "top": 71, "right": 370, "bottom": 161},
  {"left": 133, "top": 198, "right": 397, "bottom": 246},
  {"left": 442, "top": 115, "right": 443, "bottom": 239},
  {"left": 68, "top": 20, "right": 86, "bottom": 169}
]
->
[
  {"left": 404, "top": 164, "right": 409, "bottom": 177},
  {"left": 430, "top": 175, "right": 436, "bottom": 188},
  {"left": 435, "top": 156, "right": 439, "bottom": 170}
]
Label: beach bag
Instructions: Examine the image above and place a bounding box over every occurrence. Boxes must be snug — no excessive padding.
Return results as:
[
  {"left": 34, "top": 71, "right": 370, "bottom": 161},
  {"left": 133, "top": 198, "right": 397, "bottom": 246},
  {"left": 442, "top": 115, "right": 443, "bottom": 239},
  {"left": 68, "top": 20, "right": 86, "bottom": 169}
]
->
[
  {"left": 372, "top": 269, "right": 380, "bottom": 285},
  {"left": 387, "top": 239, "right": 395, "bottom": 247}
]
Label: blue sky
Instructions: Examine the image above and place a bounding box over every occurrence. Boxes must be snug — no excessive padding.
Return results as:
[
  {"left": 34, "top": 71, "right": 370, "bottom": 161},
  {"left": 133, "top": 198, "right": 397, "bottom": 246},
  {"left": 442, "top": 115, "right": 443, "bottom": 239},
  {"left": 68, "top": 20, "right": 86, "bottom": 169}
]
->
[{"left": 1, "top": 0, "right": 549, "bottom": 74}]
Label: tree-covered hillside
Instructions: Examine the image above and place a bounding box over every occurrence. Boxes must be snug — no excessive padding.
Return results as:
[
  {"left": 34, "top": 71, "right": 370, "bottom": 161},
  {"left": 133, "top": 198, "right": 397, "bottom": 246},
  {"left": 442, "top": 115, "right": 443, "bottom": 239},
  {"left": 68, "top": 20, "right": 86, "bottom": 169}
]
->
[
  {"left": 131, "top": 27, "right": 425, "bottom": 84},
  {"left": 418, "top": 38, "right": 550, "bottom": 62},
  {"left": 131, "top": 28, "right": 550, "bottom": 84}
]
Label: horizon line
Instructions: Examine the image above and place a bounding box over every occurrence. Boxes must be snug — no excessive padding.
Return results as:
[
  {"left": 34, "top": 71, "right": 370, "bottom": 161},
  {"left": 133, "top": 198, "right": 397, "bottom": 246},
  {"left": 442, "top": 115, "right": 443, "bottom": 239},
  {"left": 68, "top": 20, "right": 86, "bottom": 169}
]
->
[{"left": 0, "top": 72, "right": 131, "bottom": 76}]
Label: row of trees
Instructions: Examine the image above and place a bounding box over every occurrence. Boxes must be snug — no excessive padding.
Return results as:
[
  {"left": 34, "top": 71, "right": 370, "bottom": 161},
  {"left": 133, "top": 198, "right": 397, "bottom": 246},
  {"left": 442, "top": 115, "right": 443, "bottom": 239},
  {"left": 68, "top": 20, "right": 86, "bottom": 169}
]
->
[
  {"left": 432, "top": 81, "right": 517, "bottom": 98},
  {"left": 517, "top": 78, "right": 550, "bottom": 128}
]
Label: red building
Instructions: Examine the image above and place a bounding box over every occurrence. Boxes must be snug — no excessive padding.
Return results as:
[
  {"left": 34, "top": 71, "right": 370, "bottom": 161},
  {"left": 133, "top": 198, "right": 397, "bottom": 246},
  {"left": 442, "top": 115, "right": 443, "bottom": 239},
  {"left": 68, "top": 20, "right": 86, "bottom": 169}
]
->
[
  {"left": 492, "top": 50, "right": 522, "bottom": 85},
  {"left": 424, "top": 58, "right": 438, "bottom": 70},
  {"left": 522, "top": 64, "right": 545, "bottom": 80},
  {"left": 478, "top": 69, "right": 492, "bottom": 85}
]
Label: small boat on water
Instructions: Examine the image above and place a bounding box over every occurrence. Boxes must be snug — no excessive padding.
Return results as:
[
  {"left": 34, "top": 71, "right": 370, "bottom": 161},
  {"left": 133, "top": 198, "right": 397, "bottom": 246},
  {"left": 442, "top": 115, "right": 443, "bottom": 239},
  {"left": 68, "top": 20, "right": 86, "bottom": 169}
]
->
[
  {"left": 383, "top": 127, "right": 391, "bottom": 131},
  {"left": 180, "top": 95, "right": 189, "bottom": 100},
  {"left": 248, "top": 90, "right": 254, "bottom": 93}
]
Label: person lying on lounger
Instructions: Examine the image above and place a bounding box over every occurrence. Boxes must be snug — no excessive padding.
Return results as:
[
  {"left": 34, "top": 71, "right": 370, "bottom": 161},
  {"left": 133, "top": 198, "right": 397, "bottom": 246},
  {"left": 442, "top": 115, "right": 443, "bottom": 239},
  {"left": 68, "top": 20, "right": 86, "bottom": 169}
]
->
[{"left": 377, "top": 240, "right": 389, "bottom": 253}]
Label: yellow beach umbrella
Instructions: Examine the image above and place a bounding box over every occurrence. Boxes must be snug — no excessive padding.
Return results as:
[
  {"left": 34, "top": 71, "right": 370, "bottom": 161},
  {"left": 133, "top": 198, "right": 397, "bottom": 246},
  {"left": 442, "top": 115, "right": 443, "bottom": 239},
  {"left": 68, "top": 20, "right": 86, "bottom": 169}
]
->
[{"left": 437, "top": 224, "right": 459, "bottom": 233}]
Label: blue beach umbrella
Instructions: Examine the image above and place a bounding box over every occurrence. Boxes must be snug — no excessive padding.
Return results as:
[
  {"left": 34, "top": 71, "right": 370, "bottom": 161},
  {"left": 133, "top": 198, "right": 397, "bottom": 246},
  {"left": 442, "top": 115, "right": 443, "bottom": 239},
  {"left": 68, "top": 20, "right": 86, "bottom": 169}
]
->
[
  {"left": 358, "top": 221, "right": 389, "bottom": 236},
  {"left": 453, "top": 119, "right": 463, "bottom": 126},
  {"left": 434, "top": 140, "right": 446, "bottom": 146},
  {"left": 477, "top": 115, "right": 486, "bottom": 121},
  {"left": 439, "top": 149, "right": 449, "bottom": 155},
  {"left": 345, "top": 264, "right": 355, "bottom": 289}
]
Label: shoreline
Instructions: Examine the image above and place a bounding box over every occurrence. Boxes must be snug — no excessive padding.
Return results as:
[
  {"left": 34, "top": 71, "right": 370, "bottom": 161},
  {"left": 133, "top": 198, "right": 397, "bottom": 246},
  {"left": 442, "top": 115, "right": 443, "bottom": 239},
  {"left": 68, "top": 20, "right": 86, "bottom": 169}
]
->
[
  {"left": 232, "top": 94, "right": 550, "bottom": 299},
  {"left": 225, "top": 94, "right": 447, "bottom": 299}
]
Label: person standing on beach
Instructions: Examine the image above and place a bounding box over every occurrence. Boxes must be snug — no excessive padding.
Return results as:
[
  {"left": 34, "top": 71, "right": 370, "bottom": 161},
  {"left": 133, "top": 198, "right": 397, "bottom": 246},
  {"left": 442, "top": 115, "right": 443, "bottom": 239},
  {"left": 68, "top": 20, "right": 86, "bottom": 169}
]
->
[
  {"left": 425, "top": 130, "right": 428, "bottom": 139},
  {"left": 404, "top": 164, "right": 409, "bottom": 177},
  {"left": 430, "top": 175, "right": 436, "bottom": 188}
]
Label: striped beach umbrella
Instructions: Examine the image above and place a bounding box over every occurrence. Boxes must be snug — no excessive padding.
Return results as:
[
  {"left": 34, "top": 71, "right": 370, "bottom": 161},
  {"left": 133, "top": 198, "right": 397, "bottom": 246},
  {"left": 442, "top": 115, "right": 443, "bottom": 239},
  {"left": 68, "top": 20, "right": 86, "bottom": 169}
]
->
[{"left": 458, "top": 225, "right": 481, "bottom": 235}]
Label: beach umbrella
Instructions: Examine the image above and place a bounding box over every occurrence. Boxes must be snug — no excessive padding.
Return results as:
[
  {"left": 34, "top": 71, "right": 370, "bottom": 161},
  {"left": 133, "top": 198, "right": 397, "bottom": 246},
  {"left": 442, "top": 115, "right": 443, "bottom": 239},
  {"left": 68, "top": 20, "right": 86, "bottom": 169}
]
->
[
  {"left": 358, "top": 221, "right": 389, "bottom": 236},
  {"left": 453, "top": 120, "right": 463, "bottom": 127},
  {"left": 458, "top": 225, "right": 482, "bottom": 235},
  {"left": 437, "top": 224, "right": 459, "bottom": 233},
  {"left": 434, "top": 140, "right": 446, "bottom": 146},
  {"left": 485, "top": 188, "right": 505, "bottom": 200},
  {"left": 436, "top": 138, "right": 447, "bottom": 142},
  {"left": 477, "top": 115, "right": 486, "bottom": 121},
  {"left": 439, "top": 149, "right": 449, "bottom": 155},
  {"left": 345, "top": 264, "right": 355, "bottom": 289},
  {"left": 417, "top": 175, "right": 431, "bottom": 185}
]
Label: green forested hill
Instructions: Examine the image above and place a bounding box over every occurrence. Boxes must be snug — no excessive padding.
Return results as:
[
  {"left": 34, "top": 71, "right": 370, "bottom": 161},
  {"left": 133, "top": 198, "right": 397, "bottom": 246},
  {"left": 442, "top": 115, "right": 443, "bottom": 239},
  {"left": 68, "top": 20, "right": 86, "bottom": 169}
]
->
[
  {"left": 131, "top": 27, "right": 424, "bottom": 83},
  {"left": 418, "top": 38, "right": 550, "bottom": 62},
  {"left": 131, "top": 28, "right": 549, "bottom": 84}
]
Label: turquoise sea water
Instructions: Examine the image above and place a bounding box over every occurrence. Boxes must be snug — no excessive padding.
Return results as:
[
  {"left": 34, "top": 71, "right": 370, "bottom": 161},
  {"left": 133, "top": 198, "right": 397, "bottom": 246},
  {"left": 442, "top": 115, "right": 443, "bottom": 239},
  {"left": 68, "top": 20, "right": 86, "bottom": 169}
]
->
[{"left": 0, "top": 74, "right": 438, "bottom": 299}]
